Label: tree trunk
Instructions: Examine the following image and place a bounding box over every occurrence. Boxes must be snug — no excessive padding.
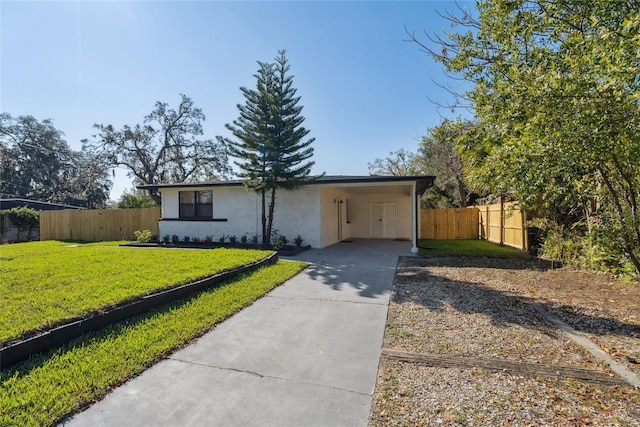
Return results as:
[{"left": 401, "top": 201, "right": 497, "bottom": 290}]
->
[
  {"left": 457, "top": 179, "right": 467, "bottom": 208},
  {"left": 265, "top": 187, "right": 277, "bottom": 247},
  {"left": 147, "top": 189, "right": 162, "bottom": 206},
  {"left": 261, "top": 187, "right": 267, "bottom": 246}
]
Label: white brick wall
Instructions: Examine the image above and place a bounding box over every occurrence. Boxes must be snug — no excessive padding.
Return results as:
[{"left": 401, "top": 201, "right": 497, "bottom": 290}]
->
[
  {"left": 157, "top": 182, "right": 415, "bottom": 248},
  {"left": 271, "top": 186, "right": 321, "bottom": 248},
  {"left": 158, "top": 186, "right": 323, "bottom": 248}
]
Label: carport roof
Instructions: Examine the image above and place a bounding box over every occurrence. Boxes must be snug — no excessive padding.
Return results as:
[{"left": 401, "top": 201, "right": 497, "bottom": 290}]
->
[{"left": 138, "top": 175, "right": 435, "bottom": 191}]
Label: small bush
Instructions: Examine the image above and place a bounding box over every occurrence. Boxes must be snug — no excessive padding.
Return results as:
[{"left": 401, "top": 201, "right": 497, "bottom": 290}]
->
[
  {"left": 273, "top": 235, "right": 288, "bottom": 250},
  {"left": 133, "top": 229, "right": 152, "bottom": 243},
  {"left": 229, "top": 235, "right": 237, "bottom": 244},
  {"left": 294, "top": 235, "right": 303, "bottom": 247},
  {"left": 183, "top": 236, "right": 191, "bottom": 243},
  {"left": 536, "top": 216, "right": 637, "bottom": 278},
  {"left": 171, "top": 234, "right": 180, "bottom": 243},
  {"left": 162, "top": 234, "right": 170, "bottom": 244},
  {"left": 203, "top": 235, "right": 213, "bottom": 244},
  {"left": 219, "top": 235, "right": 227, "bottom": 243},
  {"left": 240, "top": 235, "right": 248, "bottom": 244},
  {"left": 250, "top": 235, "right": 259, "bottom": 245},
  {"left": 2, "top": 206, "right": 39, "bottom": 241}
]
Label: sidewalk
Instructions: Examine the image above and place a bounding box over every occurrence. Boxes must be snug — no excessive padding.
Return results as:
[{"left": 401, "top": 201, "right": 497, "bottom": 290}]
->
[{"left": 63, "top": 240, "right": 412, "bottom": 427}]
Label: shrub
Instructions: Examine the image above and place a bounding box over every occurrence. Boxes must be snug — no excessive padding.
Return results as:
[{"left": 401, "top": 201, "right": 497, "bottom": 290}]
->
[
  {"left": 229, "top": 235, "right": 237, "bottom": 244},
  {"left": 273, "top": 235, "right": 288, "bottom": 250},
  {"left": 133, "top": 229, "right": 152, "bottom": 243},
  {"left": 117, "top": 194, "right": 157, "bottom": 209},
  {"left": 162, "top": 234, "right": 170, "bottom": 244},
  {"left": 219, "top": 235, "right": 227, "bottom": 243},
  {"left": 294, "top": 235, "right": 303, "bottom": 247},
  {"left": 183, "top": 236, "right": 191, "bottom": 242},
  {"left": 240, "top": 235, "right": 248, "bottom": 244},
  {"left": 250, "top": 234, "right": 259, "bottom": 245},
  {"left": 203, "top": 235, "right": 213, "bottom": 244},
  {"left": 171, "top": 234, "right": 180, "bottom": 243},
  {"left": 590, "top": 214, "right": 639, "bottom": 278},
  {"left": 537, "top": 216, "right": 637, "bottom": 279},
  {"left": 2, "top": 206, "right": 39, "bottom": 241}
]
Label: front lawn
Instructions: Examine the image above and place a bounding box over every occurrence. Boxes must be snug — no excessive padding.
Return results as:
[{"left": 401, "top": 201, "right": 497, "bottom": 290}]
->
[
  {"left": 418, "top": 239, "right": 529, "bottom": 258},
  {"left": 0, "top": 260, "right": 306, "bottom": 427},
  {"left": 0, "top": 241, "right": 273, "bottom": 344}
]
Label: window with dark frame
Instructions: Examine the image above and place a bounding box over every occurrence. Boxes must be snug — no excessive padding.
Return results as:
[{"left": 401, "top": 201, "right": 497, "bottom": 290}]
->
[{"left": 179, "top": 190, "right": 213, "bottom": 219}]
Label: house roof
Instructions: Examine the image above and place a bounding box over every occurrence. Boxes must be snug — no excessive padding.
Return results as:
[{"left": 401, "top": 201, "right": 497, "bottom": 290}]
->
[
  {"left": 0, "top": 198, "right": 85, "bottom": 211},
  {"left": 137, "top": 175, "right": 435, "bottom": 191}
]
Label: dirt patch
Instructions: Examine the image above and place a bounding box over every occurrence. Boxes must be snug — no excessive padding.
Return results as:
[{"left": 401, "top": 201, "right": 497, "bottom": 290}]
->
[{"left": 370, "top": 256, "right": 640, "bottom": 426}]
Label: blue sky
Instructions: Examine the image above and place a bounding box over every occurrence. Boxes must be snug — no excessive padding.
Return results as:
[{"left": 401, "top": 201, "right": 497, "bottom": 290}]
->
[{"left": 1, "top": 1, "right": 474, "bottom": 200}]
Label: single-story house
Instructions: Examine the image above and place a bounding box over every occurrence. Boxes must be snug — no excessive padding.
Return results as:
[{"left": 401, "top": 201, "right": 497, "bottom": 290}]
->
[
  {"left": 0, "top": 198, "right": 84, "bottom": 211},
  {"left": 139, "top": 175, "right": 435, "bottom": 253}
]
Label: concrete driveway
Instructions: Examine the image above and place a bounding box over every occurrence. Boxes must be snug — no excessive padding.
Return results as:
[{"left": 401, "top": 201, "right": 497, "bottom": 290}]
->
[{"left": 63, "top": 239, "right": 412, "bottom": 427}]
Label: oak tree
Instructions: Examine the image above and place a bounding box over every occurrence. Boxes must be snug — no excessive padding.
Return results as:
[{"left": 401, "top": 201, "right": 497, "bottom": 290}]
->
[
  {"left": 367, "top": 148, "right": 418, "bottom": 177},
  {"left": 86, "top": 95, "right": 230, "bottom": 204},
  {"left": 0, "top": 113, "right": 111, "bottom": 207}
]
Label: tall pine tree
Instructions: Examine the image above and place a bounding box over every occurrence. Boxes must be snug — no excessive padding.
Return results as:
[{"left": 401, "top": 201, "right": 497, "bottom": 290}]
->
[{"left": 223, "top": 50, "right": 318, "bottom": 246}]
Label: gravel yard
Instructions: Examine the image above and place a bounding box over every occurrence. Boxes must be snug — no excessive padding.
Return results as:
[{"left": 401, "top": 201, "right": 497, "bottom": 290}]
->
[{"left": 369, "top": 256, "right": 640, "bottom": 426}]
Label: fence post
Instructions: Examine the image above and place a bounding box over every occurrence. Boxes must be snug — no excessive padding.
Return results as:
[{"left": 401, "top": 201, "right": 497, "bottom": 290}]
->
[
  {"left": 521, "top": 210, "right": 528, "bottom": 251},
  {"left": 499, "top": 197, "right": 504, "bottom": 245},
  {"left": 486, "top": 205, "right": 490, "bottom": 242}
]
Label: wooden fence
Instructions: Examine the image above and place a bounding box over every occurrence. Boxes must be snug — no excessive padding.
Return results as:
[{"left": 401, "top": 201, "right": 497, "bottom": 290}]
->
[
  {"left": 479, "top": 201, "right": 528, "bottom": 251},
  {"left": 40, "top": 207, "right": 161, "bottom": 242},
  {"left": 420, "top": 201, "right": 528, "bottom": 251},
  {"left": 420, "top": 207, "right": 479, "bottom": 240}
]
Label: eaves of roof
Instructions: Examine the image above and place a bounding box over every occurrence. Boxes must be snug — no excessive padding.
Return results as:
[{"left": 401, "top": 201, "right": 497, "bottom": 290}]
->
[{"left": 137, "top": 175, "right": 435, "bottom": 190}]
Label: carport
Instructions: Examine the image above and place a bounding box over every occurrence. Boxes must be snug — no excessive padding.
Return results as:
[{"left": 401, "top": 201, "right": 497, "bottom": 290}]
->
[{"left": 314, "top": 176, "right": 435, "bottom": 253}]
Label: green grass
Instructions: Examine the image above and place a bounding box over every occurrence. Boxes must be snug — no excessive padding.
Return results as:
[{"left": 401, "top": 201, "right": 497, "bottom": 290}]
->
[
  {"left": 418, "top": 239, "right": 530, "bottom": 258},
  {"left": 0, "top": 260, "right": 306, "bottom": 427},
  {"left": 0, "top": 241, "right": 273, "bottom": 344}
]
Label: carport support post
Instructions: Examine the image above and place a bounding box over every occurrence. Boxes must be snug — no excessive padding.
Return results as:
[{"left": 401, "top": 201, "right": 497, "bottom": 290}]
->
[{"left": 411, "top": 182, "right": 419, "bottom": 253}]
